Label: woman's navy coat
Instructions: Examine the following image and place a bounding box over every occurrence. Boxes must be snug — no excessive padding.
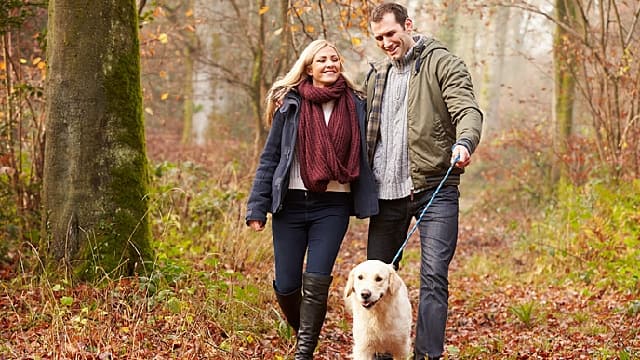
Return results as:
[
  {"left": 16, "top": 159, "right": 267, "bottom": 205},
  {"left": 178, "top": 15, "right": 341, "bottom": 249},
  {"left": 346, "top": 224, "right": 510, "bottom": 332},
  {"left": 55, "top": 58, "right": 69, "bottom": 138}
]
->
[{"left": 245, "top": 90, "right": 379, "bottom": 225}]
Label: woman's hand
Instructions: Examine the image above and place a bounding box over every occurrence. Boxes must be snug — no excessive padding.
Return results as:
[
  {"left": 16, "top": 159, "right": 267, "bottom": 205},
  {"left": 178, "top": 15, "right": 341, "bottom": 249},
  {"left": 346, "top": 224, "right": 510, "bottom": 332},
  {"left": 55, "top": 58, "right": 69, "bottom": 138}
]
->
[{"left": 248, "top": 220, "right": 265, "bottom": 231}]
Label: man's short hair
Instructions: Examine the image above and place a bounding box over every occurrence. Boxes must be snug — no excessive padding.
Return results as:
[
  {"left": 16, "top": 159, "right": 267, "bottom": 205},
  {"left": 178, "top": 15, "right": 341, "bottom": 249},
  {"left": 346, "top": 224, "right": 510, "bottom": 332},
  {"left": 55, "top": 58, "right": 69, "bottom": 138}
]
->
[{"left": 370, "top": 2, "right": 409, "bottom": 26}]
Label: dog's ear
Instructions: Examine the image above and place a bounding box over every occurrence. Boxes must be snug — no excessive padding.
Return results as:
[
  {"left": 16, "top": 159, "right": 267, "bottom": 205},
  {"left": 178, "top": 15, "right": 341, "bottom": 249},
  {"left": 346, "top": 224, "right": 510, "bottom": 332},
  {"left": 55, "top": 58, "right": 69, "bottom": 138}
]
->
[
  {"left": 344, "top": 268, "right": 355, "bottom": 300},
  {"left": 388, "top": 265, "right": 400, "bottom": 296}
]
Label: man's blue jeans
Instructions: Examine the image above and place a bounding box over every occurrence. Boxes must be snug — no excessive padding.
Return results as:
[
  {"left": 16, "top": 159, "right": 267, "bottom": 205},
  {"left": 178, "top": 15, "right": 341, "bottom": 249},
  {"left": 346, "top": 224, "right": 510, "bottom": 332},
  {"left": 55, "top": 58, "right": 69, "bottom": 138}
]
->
[
  {"left": 367, "top": 186, "right": 459, "bottom": 359},
  {"left": 272, "top": 190, "right": 351, "bottom": 294}
]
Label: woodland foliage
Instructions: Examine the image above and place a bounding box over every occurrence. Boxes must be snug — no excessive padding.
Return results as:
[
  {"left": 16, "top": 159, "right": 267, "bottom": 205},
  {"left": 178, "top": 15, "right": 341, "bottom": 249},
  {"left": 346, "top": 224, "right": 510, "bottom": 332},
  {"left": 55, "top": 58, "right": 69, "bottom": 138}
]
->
[
  {"left": 0, "top": 0, "right": 639, "bottom": 358},
  {"left": 506, "top": 0, "right": 640, "bottom": 180}
]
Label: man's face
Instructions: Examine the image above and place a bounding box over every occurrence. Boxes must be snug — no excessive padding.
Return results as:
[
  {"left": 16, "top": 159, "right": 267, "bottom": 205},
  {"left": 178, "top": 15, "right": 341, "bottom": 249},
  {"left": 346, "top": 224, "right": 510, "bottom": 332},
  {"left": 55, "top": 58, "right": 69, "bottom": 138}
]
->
[
  {"left": 306, "top": 46, "right": 342, "bottom": 88},
  {"left": 371, "top": 13, "right": 415, "bottom": 61}
]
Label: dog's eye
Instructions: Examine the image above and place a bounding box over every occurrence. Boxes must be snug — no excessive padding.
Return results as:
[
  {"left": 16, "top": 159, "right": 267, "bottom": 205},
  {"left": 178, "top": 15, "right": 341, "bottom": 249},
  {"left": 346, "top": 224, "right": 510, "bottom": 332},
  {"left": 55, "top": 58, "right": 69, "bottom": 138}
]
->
[
  {"left": 357, "top": 274, "right": 363, "bottom": 280},
  {"left": 375, "top": 276, "right": 383, "bottom": 282}
]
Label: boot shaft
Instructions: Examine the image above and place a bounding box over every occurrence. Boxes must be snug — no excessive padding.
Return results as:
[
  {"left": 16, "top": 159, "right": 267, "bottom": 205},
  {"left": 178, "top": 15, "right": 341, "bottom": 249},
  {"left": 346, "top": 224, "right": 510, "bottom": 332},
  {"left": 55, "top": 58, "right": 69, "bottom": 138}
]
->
[
  {"left": 294, "top": 273, "right": 333, "bottom": 360},
  {"left": 273, "top": 282, "right": 302, "bottom": 333}
]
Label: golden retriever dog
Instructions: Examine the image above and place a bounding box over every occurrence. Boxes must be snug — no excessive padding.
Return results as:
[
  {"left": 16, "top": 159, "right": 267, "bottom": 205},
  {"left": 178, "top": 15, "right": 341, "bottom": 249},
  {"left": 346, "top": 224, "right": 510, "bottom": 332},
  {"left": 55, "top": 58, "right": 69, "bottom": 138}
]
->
[{"left": 344, "top": 260, "right": 412, "bottom": 360}]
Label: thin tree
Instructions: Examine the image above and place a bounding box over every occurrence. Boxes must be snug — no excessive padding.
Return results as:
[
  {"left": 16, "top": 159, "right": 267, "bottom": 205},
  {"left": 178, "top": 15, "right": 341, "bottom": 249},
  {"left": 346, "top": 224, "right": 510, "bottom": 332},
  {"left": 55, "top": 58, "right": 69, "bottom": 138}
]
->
[
  {"left": 182, "top": 0, "right": 197, "bottom": 144},
  {"left": 41, "top": 0, "right": 153, "bottom": 281},
  {"left": 1, "top": 1, "right": 47, "bottom": 241},
  {"left": 438, "top": 0, "right": 459, "bottom": 51},
  {"left": 552, "top": 0, "right": 579, "bottom": 182},
  {"left": 250, "top": 0, "right": 268, "bottom": 157},
  {"left": 488, "top": 6, "right": 510, "bottom": 130}
]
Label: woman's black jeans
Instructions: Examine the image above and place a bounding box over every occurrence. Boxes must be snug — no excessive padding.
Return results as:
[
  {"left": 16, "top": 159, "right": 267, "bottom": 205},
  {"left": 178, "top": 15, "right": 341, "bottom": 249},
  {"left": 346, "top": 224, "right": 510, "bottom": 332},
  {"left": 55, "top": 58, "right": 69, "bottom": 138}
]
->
[
  {"left": 367, "top": 185, "right": 459, "bottom": 359},
  {"left": 272, "top": 190, "right": 351, "bottom": 294}
]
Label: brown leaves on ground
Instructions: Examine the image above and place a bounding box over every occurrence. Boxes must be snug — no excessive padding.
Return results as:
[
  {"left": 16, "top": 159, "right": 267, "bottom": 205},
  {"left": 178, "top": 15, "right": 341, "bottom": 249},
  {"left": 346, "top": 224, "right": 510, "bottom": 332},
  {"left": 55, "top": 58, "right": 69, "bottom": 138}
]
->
[{"left": 318, "top": 223, "right": 640, "bottom": 359}]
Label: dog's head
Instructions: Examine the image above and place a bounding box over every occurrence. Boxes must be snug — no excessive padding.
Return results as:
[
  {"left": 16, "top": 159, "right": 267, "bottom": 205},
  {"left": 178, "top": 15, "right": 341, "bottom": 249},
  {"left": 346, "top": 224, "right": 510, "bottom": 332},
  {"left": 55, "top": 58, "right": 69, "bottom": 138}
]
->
[{"left": 344, "top": 260, "right": 401, "bottom": 309}]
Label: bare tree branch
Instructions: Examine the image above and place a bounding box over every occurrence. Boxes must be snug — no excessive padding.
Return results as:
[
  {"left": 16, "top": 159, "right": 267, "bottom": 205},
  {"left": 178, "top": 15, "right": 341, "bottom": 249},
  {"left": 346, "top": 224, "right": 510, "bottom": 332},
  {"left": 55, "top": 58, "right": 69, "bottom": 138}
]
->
[{"left": 290, "top": 3, "right": 315, "bottom": 42}]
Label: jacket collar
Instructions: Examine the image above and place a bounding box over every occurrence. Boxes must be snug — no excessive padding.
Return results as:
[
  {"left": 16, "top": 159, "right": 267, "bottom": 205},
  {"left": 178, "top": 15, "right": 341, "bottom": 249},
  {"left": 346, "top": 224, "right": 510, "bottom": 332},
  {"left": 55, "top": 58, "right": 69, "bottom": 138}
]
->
[
  {"left": 279, "top": 90, "right": 301, "bottom": 113},
  {"left": 368, "top": 35, "right": 447, "bottom": 72}
]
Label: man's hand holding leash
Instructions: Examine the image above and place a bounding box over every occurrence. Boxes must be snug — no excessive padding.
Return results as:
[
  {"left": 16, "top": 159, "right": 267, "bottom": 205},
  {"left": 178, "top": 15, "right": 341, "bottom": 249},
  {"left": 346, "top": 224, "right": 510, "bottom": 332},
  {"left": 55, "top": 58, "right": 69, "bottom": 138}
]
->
[{"left": 451, "top": 144, "right": 471, "bottom": 168}]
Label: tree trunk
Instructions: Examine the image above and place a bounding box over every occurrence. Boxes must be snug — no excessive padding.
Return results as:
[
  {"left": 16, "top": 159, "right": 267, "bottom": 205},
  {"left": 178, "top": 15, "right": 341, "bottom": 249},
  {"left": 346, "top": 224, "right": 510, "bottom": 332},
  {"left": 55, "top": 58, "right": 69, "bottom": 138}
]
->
[
  {"left": 276, "top": 0, "right": 292, "bottom": 77},
  {"left": 181, "top": 0, "right": 196, "bottom": 144},
  {"left": 486, "top": 6, "right": 510, "bottom": 131},
  {"left": 192, "top": 0, "right": 216, "bottom": 145},
  {"left": 42, "top": 0, "right": 153, "bottom": 281},
  {"left": 437, "top": 0, "right": 458, "bottom": 51},
  {"left": 251, "top": 0, "right": 268, "bottom": 158},
  {"left": 552, "top": 0, "right": 578, "bottom": 183},
  {"left": 182, "top": 45, "right": 194, "bottom": 144}
]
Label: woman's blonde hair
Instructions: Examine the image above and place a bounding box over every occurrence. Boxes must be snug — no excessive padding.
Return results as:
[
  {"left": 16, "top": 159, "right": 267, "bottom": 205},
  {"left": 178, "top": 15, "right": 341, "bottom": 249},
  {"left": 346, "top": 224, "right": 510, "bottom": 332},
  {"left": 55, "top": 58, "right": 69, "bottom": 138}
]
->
[{"left": 264, "top": 39, "right": 361, "bottom": 126}]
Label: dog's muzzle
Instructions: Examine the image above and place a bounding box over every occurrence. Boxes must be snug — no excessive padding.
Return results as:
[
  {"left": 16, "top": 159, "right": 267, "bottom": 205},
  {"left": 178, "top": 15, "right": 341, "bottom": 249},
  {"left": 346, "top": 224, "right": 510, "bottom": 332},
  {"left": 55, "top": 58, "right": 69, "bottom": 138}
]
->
[{"left": 360, "top": 290, "right": 383, "bottom": 309}]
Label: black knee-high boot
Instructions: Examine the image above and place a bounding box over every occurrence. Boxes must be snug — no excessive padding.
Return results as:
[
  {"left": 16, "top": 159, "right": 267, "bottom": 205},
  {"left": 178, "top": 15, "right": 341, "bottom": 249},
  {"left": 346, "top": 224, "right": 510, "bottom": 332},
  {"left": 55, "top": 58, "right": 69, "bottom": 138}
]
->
[
  {"left": 273, "top": 281, "right": 301, "bottom": 333},
  {"left": 294, "top": 272, "right": 332, "bottom": 360}
]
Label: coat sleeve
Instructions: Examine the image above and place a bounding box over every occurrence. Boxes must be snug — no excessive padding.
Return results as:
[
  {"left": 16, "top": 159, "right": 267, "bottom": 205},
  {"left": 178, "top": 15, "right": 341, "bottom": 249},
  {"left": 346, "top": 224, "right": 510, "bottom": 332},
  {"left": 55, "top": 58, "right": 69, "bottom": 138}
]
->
[
  {"left": 351, "top": 94, "right": 379, "bottom": 219},
  {"left": 435, "top": 50, "right": 483, "bottom": 154},
  {"left": 245, "top": 111, "right": 285, "bottom": 225}
]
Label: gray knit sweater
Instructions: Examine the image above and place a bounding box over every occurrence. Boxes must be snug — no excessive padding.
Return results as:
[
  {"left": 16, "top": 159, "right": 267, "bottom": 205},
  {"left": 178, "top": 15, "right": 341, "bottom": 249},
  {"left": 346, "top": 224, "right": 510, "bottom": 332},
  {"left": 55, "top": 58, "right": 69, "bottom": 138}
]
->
[{"left": 372, "top": 41, "right": 423, "bottom": 200}]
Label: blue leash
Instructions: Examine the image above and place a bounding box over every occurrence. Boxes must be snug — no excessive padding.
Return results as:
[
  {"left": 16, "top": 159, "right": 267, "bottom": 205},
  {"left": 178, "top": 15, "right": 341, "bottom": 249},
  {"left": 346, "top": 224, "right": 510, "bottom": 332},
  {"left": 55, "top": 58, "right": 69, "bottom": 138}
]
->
[{"left": 390, "top": 155, "right": 460, "bottom": 265}]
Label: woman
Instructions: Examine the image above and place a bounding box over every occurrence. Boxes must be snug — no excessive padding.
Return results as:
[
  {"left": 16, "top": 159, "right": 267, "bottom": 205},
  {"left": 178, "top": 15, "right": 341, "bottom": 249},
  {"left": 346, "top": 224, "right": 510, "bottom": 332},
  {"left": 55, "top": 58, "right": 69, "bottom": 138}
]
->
[{"left": 245, "top": 39, "right": 378, "bottom": 359}]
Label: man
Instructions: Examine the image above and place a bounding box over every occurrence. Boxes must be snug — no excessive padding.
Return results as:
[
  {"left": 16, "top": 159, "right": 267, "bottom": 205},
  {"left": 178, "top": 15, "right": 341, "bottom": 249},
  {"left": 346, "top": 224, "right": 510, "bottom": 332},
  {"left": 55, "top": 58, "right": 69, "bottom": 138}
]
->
[{"left": 364, "top": 3, "right": 483, "bottom": 360}]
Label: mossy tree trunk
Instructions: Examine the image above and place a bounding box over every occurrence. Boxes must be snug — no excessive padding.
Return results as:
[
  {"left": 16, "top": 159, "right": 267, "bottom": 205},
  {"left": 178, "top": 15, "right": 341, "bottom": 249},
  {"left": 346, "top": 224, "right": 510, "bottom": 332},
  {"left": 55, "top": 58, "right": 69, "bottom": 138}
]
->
[
  {"left": 552, "top": 0, "right": 578, "bottom": 183},
  {"left": 42, "top": 0, "right": 153, "bottom": 281},
  {"left": 182, "top": 47, "right": 194, "bottom": 144}
]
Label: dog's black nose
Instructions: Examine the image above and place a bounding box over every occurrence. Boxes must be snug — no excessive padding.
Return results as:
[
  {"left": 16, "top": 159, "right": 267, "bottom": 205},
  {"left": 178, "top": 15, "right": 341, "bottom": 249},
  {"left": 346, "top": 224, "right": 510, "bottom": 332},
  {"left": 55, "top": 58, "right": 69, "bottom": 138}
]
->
[{"left": 360, "top": 290, "right": 371, "bottom": 300}]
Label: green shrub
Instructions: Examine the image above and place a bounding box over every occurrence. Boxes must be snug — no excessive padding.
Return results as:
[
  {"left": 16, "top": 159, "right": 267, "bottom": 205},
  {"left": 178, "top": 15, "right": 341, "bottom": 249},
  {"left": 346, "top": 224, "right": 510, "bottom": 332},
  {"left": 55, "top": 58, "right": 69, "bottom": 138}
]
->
[{"left": 525, "top": 180, "right": 640, "bottom": 291}]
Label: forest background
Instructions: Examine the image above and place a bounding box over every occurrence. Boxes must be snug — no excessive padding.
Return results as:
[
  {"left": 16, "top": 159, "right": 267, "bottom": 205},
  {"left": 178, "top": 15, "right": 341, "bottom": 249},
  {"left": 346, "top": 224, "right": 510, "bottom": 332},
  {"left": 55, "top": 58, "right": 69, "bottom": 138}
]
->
[{"left": 1, "top": 0, "right": 639, "bottom": 359}]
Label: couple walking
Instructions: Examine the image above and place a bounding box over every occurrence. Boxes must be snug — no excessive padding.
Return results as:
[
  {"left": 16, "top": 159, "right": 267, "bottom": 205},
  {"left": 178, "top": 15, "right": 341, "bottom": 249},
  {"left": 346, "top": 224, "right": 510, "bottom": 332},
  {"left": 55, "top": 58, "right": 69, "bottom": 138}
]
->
[{"left": 245, "top": 3, "right": 483, "bottom": 359}]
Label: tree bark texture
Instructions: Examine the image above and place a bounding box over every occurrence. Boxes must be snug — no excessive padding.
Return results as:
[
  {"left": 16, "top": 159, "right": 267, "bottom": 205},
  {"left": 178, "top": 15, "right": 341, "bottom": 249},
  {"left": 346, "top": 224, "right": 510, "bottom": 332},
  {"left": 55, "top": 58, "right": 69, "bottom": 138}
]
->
[
  {"left": 552, "top": 0, "right": 578, "bottom": 182},
  {"left": 181, "top": 0, "right": 195, "bottom": 144},
  {"left": 42, "top": 0, "right": 152, "bottom": 281},
  {"left": 251, "top": 0, "right": 268, "bottom": 158}
]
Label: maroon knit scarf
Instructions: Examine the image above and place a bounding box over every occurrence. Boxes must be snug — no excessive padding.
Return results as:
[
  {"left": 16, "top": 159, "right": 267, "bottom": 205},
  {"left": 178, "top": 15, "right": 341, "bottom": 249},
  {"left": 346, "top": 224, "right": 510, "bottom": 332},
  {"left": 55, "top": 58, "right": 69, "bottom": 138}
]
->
[{"left": 296, "top": 75, "right": 360, "bottom": 192}]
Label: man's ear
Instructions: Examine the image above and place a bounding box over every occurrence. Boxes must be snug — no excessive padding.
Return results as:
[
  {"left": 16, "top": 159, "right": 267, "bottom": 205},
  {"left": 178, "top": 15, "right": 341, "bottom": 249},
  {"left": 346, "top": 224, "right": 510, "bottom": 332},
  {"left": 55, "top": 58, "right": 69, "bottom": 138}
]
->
[{"left": 404, "top": 18, "right": 413, "bottom": 32}]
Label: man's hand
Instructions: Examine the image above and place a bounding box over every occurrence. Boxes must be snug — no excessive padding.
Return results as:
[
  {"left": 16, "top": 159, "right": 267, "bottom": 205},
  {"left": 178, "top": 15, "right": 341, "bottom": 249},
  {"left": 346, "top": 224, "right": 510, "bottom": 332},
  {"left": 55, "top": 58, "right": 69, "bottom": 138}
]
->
[
  {"left": 451, "top": 145, "right": 471, "bottom": 168},
  {"left": 248, "top": 220, "right": 265, "bottom": 231}
]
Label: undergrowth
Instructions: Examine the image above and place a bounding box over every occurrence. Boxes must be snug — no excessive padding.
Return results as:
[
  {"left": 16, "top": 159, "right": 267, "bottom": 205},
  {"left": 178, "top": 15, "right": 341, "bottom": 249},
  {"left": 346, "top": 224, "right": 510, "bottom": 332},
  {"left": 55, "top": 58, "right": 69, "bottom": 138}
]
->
[
  {"left": 1, "top": 159, "right": 282, "bottom": 358},
  {"left": 525, "top": 179, "right": 640, "bottom": 292},
  {"left": 451, "top": 126, "right": 640, "bottom": 358},
  {"left": 2, "top": 125, "right": 639, "bottom": 358},
  {"left": 465, "top": 126, "right": 639, "bottom": 295}
]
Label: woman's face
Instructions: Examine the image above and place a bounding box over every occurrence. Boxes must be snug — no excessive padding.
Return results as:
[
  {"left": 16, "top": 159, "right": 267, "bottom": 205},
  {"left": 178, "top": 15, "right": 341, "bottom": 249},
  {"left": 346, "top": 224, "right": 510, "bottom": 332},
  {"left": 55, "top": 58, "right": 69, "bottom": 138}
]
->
[{"left": 306, "top": 46, "right": 341, "bottom": 87}]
